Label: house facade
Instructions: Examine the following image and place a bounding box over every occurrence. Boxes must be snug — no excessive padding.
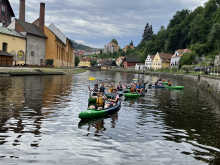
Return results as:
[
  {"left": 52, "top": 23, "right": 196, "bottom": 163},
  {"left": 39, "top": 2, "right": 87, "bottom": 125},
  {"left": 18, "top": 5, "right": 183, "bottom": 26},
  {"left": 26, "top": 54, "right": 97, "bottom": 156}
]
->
[
  {"left": 101, "top": 60, "right": 117, "bottom": 69},
  {"left": 76, "top": 50, "right": 84, "bottom": 56},
  {"left": 135, "top": 63, "right": 145, "bottom": 70},
  {"left": 44, "top": 23, "right": 75, "bottom": 68},
  {"left": 104, "top": 43, "right": 119, "bottom": 53},
  {"left": 0, "top": 0, "right": 15, "bottom": 27},
  {"left": 122, "top": 45, "right": 134, "bottom": 52},
  {"left": 0, "top": 50, "right": 13, "bottom": 66},
  {"left": 170, "top": 49, "right": 191, "bottom": 67},
  {"left": 0, "top": 26, "right": 26, "bottom": 65},
  {"left": 116, "top": 56, "right": 125, "bottom": 67},
  {"left": 122, "top": 55, "right": 139, "bottom": 68},
  {"left": 145, "top": 54, "right": 155, "bottom": 69},
  {"left": 152, "top": 52, "right": 172, "bottom": 70},
  {"left": 78, "top": 57, "right": 100, "bottom": 67}
]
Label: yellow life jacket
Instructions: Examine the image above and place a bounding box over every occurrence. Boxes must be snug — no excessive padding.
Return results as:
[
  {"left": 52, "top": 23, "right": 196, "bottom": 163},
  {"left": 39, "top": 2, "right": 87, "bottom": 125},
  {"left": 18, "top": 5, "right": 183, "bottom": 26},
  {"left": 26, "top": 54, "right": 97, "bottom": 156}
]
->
[
  {"left": 96, "top": 96, "right": 104, "bottom": 106},
  {"left": 109, "top": 86, "right": 115, "bottom": 93}
]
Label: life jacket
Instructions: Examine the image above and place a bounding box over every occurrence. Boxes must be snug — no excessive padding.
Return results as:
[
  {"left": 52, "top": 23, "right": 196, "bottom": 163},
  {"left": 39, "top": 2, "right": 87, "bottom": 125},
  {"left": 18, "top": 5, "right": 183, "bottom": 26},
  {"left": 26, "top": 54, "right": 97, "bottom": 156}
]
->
[
  {"left": 93, "top": 87, "right": 99, "bottom": 93},
  {"left": 100, "top": 86, "right": 105, "bottom": 93},
  {"left": 130, "top": 87, "right": 135, "bottom": 92},
  {"left": 96, "top": 96, "right": 104, "bottom": 106},
  {"left": 134, "top": 85, "right": 137, "bottom": 88},
  {"left": 111, "top": 93, "right": 118, "bottom": 102},
  {"left": 137, "top": 85, "right": 142, "bottom": 89},
  {"left": 109, "top": 86, "right": 115, "bottom": 92},
  {"left": 117, "top": 85, "right": 123, "bottom": 91},
  {"left": 168, "top": 82, "right": 171, "bottom": 86}
]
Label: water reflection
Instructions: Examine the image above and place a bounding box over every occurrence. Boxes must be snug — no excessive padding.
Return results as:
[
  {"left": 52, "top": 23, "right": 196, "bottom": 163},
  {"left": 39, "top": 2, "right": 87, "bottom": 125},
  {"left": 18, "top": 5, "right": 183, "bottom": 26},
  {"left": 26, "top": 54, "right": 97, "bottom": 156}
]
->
[{"left": 0, "top": 72, "right": 220, "bottom": 164}]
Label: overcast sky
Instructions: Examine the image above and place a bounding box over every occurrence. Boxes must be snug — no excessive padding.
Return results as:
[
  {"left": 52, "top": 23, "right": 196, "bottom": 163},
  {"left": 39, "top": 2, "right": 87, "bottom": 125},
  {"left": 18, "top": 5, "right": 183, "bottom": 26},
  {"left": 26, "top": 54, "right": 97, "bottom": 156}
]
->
[{"left": 10, "top": 0, "right": 206, "bottom": 48}]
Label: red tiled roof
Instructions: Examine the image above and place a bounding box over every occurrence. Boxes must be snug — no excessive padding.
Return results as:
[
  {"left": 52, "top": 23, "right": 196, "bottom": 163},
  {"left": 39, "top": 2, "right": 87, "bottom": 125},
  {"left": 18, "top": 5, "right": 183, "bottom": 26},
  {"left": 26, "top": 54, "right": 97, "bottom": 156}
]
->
[
  {"left": 123, "top": 45, "right": 134, "bottom": 49},
  {"left": 172, "top": 49, "right": 191, "bottom": 58},
  {"left": 116, "top": 57, "right": 125, "bottom": 61},
  {"left": 150, "top": 55, "right": 155, "bottom": 60},
  {"left": 158, "top": 53, "right": 172, "bottom": 62}
]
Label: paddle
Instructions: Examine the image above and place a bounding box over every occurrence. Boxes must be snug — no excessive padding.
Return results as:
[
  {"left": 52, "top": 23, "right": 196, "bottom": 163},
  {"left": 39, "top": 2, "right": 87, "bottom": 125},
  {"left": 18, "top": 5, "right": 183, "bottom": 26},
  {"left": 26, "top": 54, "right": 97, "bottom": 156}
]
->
[
  {"left": 133, "top": 79, "right": 139, "bottom": 81},
  {"left": 89, "top": 77, "right": 96, "bottom": 81}
]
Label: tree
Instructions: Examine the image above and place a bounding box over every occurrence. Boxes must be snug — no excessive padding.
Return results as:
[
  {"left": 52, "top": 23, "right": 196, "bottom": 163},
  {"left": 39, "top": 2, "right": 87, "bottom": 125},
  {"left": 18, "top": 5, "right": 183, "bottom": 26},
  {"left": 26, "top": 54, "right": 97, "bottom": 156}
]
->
[
  {"left": 110, "top": 38, "right": 118, "bottom": 45},
  {"left": 209, "top": 23, "right": 220, "bottom": 52},
  {"left": 75, "top": 56, "right": 80, "bottom": 66},
  {"left": 130, "top": 40, "right": 134, "bottom": 46},
  {"left": 90, "top": 60, "right": 97, "bottom": 67},
  {"left": 100, "top": 50, "right": 103, "bottom": 55},
  {"left": 179, "top": 52, "right": 196, "bottom": 68},
  {"left": 142, "top": 23, "right": 153, "bottom": 41}
]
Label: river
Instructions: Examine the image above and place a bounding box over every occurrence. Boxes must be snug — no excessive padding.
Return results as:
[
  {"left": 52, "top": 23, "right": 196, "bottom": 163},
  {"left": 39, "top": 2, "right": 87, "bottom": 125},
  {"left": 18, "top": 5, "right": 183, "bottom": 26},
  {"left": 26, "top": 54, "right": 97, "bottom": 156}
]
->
[{"left": 0, "top": 70, "right": 220, "bottom": 165}]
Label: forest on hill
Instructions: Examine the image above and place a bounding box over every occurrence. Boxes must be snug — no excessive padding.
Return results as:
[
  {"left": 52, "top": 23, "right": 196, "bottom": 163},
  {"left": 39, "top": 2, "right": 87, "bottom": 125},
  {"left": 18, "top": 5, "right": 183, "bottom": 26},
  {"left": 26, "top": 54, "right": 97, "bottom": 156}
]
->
[
  {"left": 70, "top": 40, "right": 92, "bottom": 50},
  {"left": 129, "top": 0, "right": 220, "bottom": 62}
]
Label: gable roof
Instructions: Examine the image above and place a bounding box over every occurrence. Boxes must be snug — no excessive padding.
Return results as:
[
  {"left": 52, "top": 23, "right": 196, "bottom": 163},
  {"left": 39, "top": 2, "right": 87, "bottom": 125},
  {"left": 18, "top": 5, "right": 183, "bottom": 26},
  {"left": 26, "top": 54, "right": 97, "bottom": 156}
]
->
[
  {"left": 124, "top": 55, "right": 139, "bottom": 63},
  {"left": 101, "top": 60, "right": 117, "bottom": 67},
  {"left": 0, "top": 26, "right": 25, "bottom": 38},
  {"left": 116, "top": 56, "right": 125, "bottom": 61},
  {"left": 123, "top": 45, "right": 134, "bottom": 49},
  {"left": 172, "top": 49, "right": 191, "bottom": 58},
  {"left": 47, "top": 23, "right": 66, "bottom": 45},
  {"left": 0, "top": 50, "right": 13, "bottom": 57},
  {"left": 158, "top": 53, "right": 172, "bottom": 62},
  {"left": 16, "top": 19, "right": 47, "bottom": 38}
]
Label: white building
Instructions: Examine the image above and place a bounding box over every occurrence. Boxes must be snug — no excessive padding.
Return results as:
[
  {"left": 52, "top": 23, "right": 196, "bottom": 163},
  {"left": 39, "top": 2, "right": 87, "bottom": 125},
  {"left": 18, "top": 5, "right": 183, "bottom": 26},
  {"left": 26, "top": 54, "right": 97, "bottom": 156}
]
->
[
  {"left": 135, "top": 63, "right": 145, "bottom": 70},
  {"left": 170, "top": 49, "right": 191, "bottom": 67},
  {"left": 104, "top": 43, "right": 119, "bottom": 53},
  {"left": 145, "top": 55, "right": 155, "bottom": 69}
]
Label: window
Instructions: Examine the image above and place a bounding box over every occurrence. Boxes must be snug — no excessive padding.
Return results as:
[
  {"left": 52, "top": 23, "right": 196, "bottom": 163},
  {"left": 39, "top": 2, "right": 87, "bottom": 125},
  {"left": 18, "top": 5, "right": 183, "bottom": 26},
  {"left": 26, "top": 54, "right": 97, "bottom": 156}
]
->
[
  {"left": 2, "top": 43, "right": 7, "bottom": 51},
  {"left": 40, "top": 59, "right": 43, "bottom": 64},
  {"left": 1, "top": 5, "right": 5, "bottom": 12},
  {"left": 31, "top": 51, "right": 34, "bottom": 57}
]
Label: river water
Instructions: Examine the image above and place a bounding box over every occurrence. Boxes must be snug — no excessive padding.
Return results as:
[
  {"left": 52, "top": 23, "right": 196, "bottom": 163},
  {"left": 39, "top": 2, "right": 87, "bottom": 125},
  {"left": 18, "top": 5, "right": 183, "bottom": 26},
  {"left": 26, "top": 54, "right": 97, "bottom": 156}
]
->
[{"left": 0, "top": 70, "right": 220, "bottom": 165}]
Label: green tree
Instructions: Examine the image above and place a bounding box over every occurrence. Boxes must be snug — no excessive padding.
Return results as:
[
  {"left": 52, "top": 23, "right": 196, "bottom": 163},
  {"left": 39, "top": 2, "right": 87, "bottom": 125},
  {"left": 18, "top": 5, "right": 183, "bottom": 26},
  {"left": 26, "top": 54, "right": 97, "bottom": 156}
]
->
[
  {"left": 100, "top": 50, "right": 103, "bottom": 55},
  {"left": 75, "top": 56, "right": 80, "bottom": 66},
  {"left": 130, "top": 40, "right": 134, "bottom": 46},
  {"left": 179, "top": 52, "right": 196, "bottom": 68},
  {"left": 90, "top": 60, "right": 97, "bottom": 67},
  {"left": 110, "top": 38, "right": 118, "bottom": 45},
  {"left": 209, "top": 23, "right": 220, "bottom": 51},
  {"left": 142, "top": 23, "right": 153, "bottom": 41}
]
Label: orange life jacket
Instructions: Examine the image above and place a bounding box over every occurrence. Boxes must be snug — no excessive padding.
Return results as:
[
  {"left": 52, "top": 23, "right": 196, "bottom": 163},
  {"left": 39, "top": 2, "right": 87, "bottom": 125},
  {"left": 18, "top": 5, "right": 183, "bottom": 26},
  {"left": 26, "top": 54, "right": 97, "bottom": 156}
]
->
[
  {"left": 168, "top": 82, "right": 171, "bottom": 86},
  {"left": 96, "top": 96, "right": 104, "bottom": 106},
  {"left": 130, "top": 87, "right": 135, "bottom": 92}
]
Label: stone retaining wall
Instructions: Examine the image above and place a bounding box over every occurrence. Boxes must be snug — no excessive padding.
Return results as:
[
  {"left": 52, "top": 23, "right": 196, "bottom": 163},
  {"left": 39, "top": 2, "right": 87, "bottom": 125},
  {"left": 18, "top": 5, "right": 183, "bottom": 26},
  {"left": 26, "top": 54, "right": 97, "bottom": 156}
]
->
[{"left": 146, "top": 71, "right": 220, "bottom": 100}]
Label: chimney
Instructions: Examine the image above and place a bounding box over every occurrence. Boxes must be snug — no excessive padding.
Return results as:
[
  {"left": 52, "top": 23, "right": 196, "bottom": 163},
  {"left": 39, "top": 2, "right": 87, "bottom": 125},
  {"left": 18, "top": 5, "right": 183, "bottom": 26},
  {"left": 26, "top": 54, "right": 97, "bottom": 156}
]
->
[
  {"left": 39, "top": 2, "right": 45, "bottom": 33},
  {"left": 19, "top": 0, "right": 25, "bottom": 21}
]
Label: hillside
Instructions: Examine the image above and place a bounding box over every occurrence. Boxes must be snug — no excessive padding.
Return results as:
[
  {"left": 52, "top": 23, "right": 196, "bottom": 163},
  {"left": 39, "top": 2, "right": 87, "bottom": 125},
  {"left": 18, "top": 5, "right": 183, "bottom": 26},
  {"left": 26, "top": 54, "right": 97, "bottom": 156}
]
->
[{"left": 70, "top": 40, "right": 92, "bottom": 50}]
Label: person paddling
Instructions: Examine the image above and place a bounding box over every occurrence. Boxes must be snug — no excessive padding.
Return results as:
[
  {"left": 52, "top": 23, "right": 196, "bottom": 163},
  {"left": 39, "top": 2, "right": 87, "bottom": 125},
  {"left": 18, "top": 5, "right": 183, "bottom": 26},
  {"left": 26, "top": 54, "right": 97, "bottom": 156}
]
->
[
  {"left": 88, "top": 84, "right": 99, "bottom": 96},
  {"left": 130, "top": 83, "right": 136, "bottom": 93},
  {"left": 108, "top": 83, "right": 115, "bottom": 93},
  {"left": 168, "top": 79, "right": 171, "bottom": 86},
  {"left": 105, "top": 89, "right": 119, "bottom": 108},
  {"left": 136, "top": 82, "right": 144, "bottom": 93},
  {"left": 116, "top": 82, "right": 126, "bottom": 91},
  {"left": 89, "top": 91, "right": 108, "bottom": 110},
  {"left": 141, "top": 80, "right": 149, "bottom": 89},
  {"left": 97, "top": 80, "right": 109, "bottom": 94}
]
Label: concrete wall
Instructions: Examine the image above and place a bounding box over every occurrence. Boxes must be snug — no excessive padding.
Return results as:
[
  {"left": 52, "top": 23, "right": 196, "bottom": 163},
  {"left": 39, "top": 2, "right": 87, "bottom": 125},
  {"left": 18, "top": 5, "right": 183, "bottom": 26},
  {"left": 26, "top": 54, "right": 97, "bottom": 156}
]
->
[{"left": 26, "top": 34, "right": 46, "bottom": 65}]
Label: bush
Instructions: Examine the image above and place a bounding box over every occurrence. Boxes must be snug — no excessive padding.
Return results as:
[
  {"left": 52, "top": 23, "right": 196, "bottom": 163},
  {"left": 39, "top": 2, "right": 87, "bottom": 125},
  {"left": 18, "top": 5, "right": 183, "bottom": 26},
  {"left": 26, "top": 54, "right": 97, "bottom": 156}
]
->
[
  {"left": 180, "top": 65, "right": 194, "bottom": 73},
  {"left": 171, "top": 66, "right": 178, "bottom": 72},
  {"left": 150, "top": 67, "right": 154, "bottom": 71},
  {"left": 179, "top": 52, "right": 197, "bottom": 68}
]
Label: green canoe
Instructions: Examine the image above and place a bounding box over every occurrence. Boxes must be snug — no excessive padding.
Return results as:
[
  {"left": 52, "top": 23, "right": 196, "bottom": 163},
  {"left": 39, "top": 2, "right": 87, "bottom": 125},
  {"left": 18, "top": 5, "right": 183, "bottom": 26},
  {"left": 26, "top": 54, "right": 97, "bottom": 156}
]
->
[
  {"left": 124, "top": 93, "right": 144, "bottom": 98},
  {"left": 165, "top": 86, "right": 185, "bottom": 89},
  {"left": 79, "top": 101, "right": 121, "bottom": 119},
  {"left": 162, "top": 82, "right": 168, "bottom": 85},
  {"left": 88, "top": 98, "right": 96, "bottom": 102},
  {"left": 124, "top": 89, "right": 131, "bottom": 93}
]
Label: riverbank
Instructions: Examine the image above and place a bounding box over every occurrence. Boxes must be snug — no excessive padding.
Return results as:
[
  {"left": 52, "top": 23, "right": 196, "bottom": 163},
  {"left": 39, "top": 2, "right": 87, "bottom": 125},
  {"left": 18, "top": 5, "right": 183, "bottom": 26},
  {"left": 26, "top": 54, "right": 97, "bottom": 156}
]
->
[{"left": 0, "top": 67, "right": 87, "bottom": 76}]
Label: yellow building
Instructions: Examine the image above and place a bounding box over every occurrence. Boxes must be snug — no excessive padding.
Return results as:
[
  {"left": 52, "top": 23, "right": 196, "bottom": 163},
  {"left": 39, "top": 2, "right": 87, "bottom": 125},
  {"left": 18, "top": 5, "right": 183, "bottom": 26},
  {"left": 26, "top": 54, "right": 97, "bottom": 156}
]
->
[
  {"left": 78, "top": 57, "right": 91, "bottom": 67},
  {"left": 44, "top": 25, "right": 75, "bottom": 68},
  {"left": 122, "top": 45, "right": 134, "bottom": 52},
  {"left": 151, "top": 52, "right": 172, "bottom": 70},
  {"left": 0, "top": 26, "right": 26, "bottom": 65}
]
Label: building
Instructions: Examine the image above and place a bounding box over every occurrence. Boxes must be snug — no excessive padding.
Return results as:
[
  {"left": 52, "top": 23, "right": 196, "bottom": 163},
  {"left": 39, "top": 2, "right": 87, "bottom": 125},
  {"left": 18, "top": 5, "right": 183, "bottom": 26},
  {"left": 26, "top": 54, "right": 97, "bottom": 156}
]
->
[
  {"left": 8, "top": 2, "right": 47, "bottom": 66},
  {"left": 135, "top": 63, "right": 146, "bottom": 70},
  {"left": 152, "top": 52, "right": 172, "bottom": 70},
  {"left": 97, "top": 58, "right": 109, "bottom": 66},
  {"left": 78, "top": 57, "right": 100, "bottom": 67},
  {"left": 116, "top": 56, "right": 125, "bottom": 67},
  {"left": 122, "top": 45, "right": 134, "bottom": 52},
  {"left": 104, "top": 43, "right": 119, "bottom": 53},
  {"left": 0, "top": 0, "right": 15, "bottom": 27},
  {"left": 0, "top": 50, "right": 13, "bottom": 66},
  {"left": 43, "top": 23, "right": 75, "bottom": 68},
  {"left": 214, "top": 55, "right": 220, "bottom": 66},
  {"left": 145, "top": 55, "right": 155, "bottom": 69},
  {"left": 101, "top": 60, "right": 117, "bottom": 69},
  {"left": 170, "top": 49, "right": 191, "bottom": 67},
  {"left": 84, "top": 49, "right": 92, "bottom": 56},
  {"left": 76, "top": 50, "right": 84, "bottom": 56},
  {"left": 122, "top": 55, "right": 140, "bottom": 68},
  {"left": 0, "top": 26, "right": 26, "bottom": 65}
]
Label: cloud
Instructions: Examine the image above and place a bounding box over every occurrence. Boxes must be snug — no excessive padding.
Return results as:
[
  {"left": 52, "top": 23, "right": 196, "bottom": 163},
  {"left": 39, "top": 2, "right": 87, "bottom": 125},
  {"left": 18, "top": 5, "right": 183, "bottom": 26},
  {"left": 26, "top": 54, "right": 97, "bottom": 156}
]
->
[{"left": 9, "top": 0, "right": 207, "bottom": 48}]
